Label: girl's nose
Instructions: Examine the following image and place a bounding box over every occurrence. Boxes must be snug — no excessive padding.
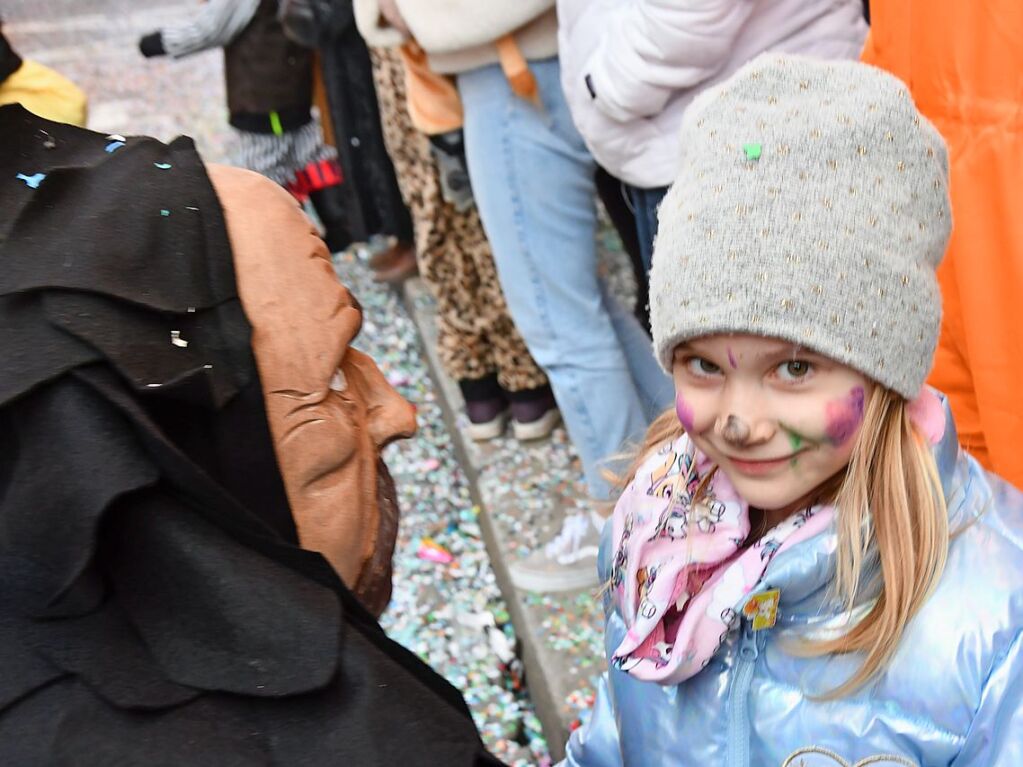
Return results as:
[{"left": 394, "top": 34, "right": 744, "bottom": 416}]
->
[
  {"left": 715, "top": 410, "right": 775, "bottom": 447},
  {"left": 721, "top": 415, "right": 751, "bottom": 446}
]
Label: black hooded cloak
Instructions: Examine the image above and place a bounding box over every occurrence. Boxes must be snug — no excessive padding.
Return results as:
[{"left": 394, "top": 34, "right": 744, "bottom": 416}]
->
[{"left": 0, "top": 104, "right": 502, "bottom": 766}]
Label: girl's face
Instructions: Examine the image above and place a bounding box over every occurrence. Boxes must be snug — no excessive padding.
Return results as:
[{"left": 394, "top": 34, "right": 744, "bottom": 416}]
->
[{"left": 672, "top": 334, "right": 873, "bottom": 513}]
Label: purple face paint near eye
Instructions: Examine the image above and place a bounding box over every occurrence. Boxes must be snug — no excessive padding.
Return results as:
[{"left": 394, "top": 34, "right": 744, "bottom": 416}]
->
[
  {"left": 727, "top": 348, "right": 738, "bottom": 370},
  {"left": 825, "top": 386, "right": 866, "bottom": 445},
  {"left": 675, "top": 392, "right": 695, "bottom": 431}
]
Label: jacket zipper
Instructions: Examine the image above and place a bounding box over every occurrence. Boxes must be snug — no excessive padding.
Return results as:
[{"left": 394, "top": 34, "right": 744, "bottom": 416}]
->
[{"left": 726, "top": 620, "right": 759, "bottom": 767}]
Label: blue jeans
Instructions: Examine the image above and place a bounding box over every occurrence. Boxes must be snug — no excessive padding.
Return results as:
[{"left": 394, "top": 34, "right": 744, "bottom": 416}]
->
[
  {"left": 458, "top": 59, "right": 673, "bottom": 499},
  {"left": 625, "top": 183, "right": 669, "bottom": 274}
]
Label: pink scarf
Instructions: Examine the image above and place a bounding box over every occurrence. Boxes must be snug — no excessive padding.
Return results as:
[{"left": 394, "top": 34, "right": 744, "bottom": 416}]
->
[{"left": 609, "top": 436, "right": 833, "bottom": 685}]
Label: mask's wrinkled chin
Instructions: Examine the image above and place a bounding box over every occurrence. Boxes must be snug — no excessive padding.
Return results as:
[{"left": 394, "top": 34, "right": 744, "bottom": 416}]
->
[{"left": 354, "top": 457, "right": 400, "bottom": 617}]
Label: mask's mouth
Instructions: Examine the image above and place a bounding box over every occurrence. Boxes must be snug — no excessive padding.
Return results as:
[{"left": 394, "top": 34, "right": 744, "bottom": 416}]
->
[{"left": 351, "top": 457, "right": 401, "bottom": 617}]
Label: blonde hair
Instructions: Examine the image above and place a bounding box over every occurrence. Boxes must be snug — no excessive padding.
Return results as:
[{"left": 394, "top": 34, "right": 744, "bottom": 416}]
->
[{"left": 612, "top": 386, "right": 948, "bottom": 696}]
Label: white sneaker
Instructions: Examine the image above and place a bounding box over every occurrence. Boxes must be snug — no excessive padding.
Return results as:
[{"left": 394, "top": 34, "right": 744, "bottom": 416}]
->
[{"left": 508, "top": 510, "right": 603, "bottom": 593}]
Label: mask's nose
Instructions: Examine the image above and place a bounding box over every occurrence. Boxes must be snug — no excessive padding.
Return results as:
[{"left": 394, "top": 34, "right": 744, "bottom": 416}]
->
[{"left": 343, "top": 349, "right": 417, "bottom": 448}]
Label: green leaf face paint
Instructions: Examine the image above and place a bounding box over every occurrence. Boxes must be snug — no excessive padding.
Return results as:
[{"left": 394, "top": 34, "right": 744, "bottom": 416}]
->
[
  {"left": 787, "top": 431, "right": 803, "bottom": 452},
  {"left": 787, "top": 430, "right": 804, "bottom": 466}
]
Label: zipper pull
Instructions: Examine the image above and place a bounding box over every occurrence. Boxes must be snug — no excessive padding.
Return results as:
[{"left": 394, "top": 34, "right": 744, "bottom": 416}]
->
[{"left": 738, "top": 621, "right": 759, "bottom": 662}]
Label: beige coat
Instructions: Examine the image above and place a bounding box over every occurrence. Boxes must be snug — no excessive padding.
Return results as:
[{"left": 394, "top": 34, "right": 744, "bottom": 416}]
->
[{"left": 354, "top": 0, "right": 558, "bottom": 73}]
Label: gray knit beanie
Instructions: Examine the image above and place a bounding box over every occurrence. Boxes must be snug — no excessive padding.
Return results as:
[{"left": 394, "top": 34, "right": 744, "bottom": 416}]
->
[{"left": 649, "top": 53, "right": 951, "bottom": 399}]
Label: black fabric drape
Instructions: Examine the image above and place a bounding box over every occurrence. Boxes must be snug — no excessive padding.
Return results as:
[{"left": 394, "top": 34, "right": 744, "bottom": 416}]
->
[
  {"left": 595, "top": 165, "right": 650, "bottom": 334},
  {"left": 312, "top": 1, "right": 414, "bottom": 243},
  {"left": 0, "top": 22, "right": 22, "bottom": 85},
  {"left": 0, "top": 104, "right": 501, "bottom": 766}
]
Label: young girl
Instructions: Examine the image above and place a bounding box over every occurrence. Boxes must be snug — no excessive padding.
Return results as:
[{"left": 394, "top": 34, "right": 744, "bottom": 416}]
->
[{"left": 562, "top": 54, "right": 1023, "bottom": 767}]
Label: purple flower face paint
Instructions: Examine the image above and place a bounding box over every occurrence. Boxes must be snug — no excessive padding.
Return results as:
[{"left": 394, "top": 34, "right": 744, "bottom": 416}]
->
[
  {"left": 727, "top": 347, "right": 738, "bottom": 370},
  {"left": 824, "top": 386, "right": 866, "bottom": 446},
  {"left": 675, "top": 392, "right": 695, "bottom": 431}
]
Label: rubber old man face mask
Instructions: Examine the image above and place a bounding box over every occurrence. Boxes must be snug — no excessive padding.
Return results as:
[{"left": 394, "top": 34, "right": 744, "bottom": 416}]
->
[
  {"left": 209, "top": 165, "right": 416, "bottom": 616},
  {"left": 672, "top": 334, "right": 873, "bottom": 514}
]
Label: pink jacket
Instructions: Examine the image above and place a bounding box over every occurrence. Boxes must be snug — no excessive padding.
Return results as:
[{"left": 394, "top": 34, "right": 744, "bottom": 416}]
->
[{"left": 557, "top": 0, "right": 868, "bottom": 187}]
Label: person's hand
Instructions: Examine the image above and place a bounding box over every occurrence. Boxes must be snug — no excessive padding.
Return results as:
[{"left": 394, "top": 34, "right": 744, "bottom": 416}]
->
[
  {"left": 378, "top": 0, "right": 410, "bottom": 37},
  {"left": 138, "top": 31, "right": 166, "bottom": 58}
]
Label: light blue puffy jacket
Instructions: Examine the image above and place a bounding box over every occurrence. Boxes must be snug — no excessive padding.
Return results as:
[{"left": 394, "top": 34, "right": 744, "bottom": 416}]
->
[{"left": 563, "top": 400, "right": 1023, "bottom": 767}]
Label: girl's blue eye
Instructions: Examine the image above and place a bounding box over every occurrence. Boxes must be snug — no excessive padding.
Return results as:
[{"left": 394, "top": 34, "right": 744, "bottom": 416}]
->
[
  {"left": 687, "top": 357, "right": 722, "bottom": 376},
  {"left": 777, "top": 360, "right": 813, "bottom": 381}
]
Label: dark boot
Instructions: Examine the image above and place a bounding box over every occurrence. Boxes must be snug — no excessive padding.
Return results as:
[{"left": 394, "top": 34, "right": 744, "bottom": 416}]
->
[{"left": 309, "top": 182, "right": 354, "bottom": 253}]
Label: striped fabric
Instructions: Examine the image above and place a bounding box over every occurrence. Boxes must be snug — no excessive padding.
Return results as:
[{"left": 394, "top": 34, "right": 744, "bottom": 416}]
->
[
  {"left": 161, "top": 0, "right": 260, "bottom": 58},
  {"left": 231, "top": 117, "right": 339, "bottom": 192}
]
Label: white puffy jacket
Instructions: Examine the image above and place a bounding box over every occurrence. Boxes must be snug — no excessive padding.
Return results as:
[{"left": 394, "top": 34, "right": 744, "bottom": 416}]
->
[{"left": 558, "top": 0, "right": 868, "bottom": 188}]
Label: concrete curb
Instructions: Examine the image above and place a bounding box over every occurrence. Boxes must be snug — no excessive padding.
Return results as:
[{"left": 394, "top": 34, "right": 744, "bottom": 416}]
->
[{"left": 399, "top": 277, "right": 607, "bottom": 763}]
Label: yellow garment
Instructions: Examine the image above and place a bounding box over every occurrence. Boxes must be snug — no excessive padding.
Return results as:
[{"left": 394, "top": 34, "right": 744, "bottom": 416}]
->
[
  {"left": 0, "top": 59, "right": 87, "bottom": 127},
  {"left": 863, "top": 1, "right": 1023, "bottom": 489},
  {"left": 399, "top": 42, "right": 463, "bottom": 135}
]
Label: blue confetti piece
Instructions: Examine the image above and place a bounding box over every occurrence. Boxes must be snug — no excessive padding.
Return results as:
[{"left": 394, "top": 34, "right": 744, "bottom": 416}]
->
[
  {"left": 105, "top": 140, "right": 125, "bottom": 153},
  {"left": 153, "top": 162, "right": 172, "bottom": 169},
  {"left": 16, "top": 172, "right": 46, "bottom": 189},
  {"left": 160, "top": 209, "right": 170, "bottom": 216}
]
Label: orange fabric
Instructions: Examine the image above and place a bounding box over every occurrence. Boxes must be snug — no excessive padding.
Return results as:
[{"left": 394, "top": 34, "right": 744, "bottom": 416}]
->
[
  {"left": 862, "top": 1, "right": 1023, "bottom": 489},
  {"left": 495, "top": 34, "right": 540, "bottom": 106},
  {"left": 396, "top": 37, "right": 539, "bottom": 135},
  {"left": 398, "top": 41, "right": 463, "bottom": 135},
  {"left": 311, "top": 53, "right": 336, "bottom": 147}
]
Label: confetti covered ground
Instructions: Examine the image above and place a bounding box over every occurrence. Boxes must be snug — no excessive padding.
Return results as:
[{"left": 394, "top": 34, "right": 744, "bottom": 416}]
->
[
  {"left": 337, "top": 254, "right": 552, "bottom": 765},
  {"left": 5, "top": 5, "right": 639, "bottom": 763}
]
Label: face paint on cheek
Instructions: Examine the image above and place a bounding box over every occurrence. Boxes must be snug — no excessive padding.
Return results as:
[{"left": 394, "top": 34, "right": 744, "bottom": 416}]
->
[
  {"left": 727, "top": 347, "right": 738, "bottom": 370},
  {"left": 675, "top": 392, "right": 695, "bottom": 432},
  {"left": 825, "top": 386, "right": 866, "bottom": 446},
  {"left": 786, "top": 430, "right": 803, "bottom": 466},
  {"left": 787, "top": 431, "right": 803, "bottom": 452}
]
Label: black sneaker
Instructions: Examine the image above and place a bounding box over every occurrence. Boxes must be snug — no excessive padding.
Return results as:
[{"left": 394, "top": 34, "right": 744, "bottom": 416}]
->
[{"left": 464, "top": 396, "right": 509, "bottom": 441}]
